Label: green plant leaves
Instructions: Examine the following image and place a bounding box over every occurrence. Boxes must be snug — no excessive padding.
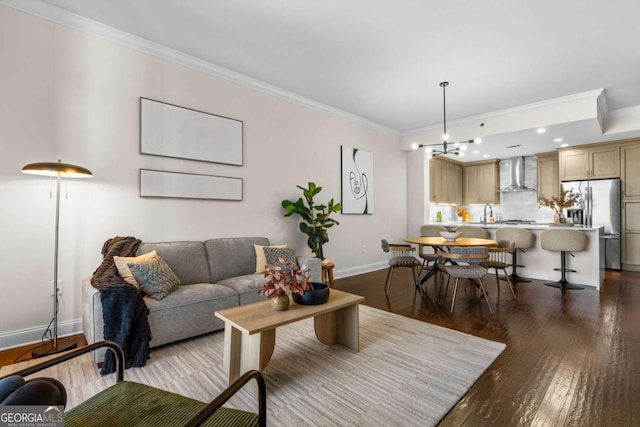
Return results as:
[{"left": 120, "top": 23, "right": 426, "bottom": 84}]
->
[{"left": 281, "top": 182, "right": 341, "bottom": 255}]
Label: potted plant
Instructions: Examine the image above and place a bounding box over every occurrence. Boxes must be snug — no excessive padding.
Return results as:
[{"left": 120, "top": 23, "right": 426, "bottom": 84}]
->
[
  {"left": 259, "top": 257, "right": 311, "bottom": 311},
  {"left": 281, "top": 182, "right": 341, "bottom": 258},
  {"left": 538, "top": 187, "right": 581, "bottom": 223}
]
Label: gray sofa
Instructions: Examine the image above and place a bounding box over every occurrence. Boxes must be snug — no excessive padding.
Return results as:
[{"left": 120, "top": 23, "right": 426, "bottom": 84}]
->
[{"left": 83, "top": 237, "right": 321, "bottom": 363}]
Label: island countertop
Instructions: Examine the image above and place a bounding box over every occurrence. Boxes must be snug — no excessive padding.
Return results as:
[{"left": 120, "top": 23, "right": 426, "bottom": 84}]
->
[
  {"left": 427, "top": 222, "right": 605, "bottom": 289},
  {"left": 436, "top": 222, "right": 602, "bottom": 231}
]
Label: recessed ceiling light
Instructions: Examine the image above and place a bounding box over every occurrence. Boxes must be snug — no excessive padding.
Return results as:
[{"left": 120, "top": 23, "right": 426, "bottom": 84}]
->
[
  {"left": 483, "top": 154, "right": 490, "bottom": 158},
  {"left": 554, "top": 138, "right": 563, "bottom": 142},
  {"left": 537, "top": 128, "right": 546, "bottom": 134},
  {"left": 560, "top": 143, "right": 569, "bottom": 147}
]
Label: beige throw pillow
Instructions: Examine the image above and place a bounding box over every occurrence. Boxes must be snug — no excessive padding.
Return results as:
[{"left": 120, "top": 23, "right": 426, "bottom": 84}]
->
[
  {"left": 254, "top": 244, "right": 287, "bottom": 273},
  {"left": 113, "top": 250, "right": 157, "bottom": 286}
]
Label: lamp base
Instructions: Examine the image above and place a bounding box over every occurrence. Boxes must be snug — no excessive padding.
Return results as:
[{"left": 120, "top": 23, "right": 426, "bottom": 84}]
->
[{"left": 31, "top": 337, "right": 77, "bottom": 358}]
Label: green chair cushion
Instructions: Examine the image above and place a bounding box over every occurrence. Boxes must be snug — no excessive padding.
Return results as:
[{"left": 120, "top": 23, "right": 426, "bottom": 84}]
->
[{"left": 64, "top": 381, "right": 258, "bottom": 427}]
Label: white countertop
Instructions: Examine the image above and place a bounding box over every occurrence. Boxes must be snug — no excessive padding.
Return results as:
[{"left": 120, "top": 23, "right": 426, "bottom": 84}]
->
[
  {"left": 424, "top": 222, "right": 606, "bottom": 289},
  {"left": 436, "top": 222, "right": 603, "bottom": 231}
]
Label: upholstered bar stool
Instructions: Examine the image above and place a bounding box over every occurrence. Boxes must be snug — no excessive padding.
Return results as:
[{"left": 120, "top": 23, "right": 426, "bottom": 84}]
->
[
  {"left": 540, "top": 228, "right": 588, "bottom": 290},
  {"left": 495, "top": 227, "right": 535, "bottom": 283},
  {"left": 454, "top": 225, "right": 489, "bottom": 239}
]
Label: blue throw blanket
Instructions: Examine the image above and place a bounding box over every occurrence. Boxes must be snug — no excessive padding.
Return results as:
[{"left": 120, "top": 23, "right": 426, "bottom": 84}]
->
[{"left": 91, "top": 236, "right": 151, "bottom": 376}]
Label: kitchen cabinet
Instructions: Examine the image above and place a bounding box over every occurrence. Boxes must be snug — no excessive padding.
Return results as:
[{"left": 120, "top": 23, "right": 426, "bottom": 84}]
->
[
  {"left": 621, "top": 141, "right": 640, "bottom": 198},
  {"left": 463, "top": 160, "right": 500, "bottom": 204},
  {"left": 536, "top": 151, "right": 559, "bottom": 200},
  {"left": 622, "top": 200, "right": 640, "bottom": 270},
  {"left": 620, "top": 139, "right": 640, "bottom": 271},
  {"left": 429, "top": 157, "right": 462, "bottom": 204},
  {"left": 559, "top": 145, "right": 620, "bottom": 181}
]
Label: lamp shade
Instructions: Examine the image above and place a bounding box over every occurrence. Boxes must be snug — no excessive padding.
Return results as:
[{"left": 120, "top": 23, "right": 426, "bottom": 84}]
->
[{"left": 22, "top": 160, "right": 92, "bottom": 178}]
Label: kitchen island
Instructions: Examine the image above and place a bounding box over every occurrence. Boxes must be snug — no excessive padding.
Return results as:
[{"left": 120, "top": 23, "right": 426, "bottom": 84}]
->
[{"left": 436, "top": 222, "right": 605, "bottom": 290}]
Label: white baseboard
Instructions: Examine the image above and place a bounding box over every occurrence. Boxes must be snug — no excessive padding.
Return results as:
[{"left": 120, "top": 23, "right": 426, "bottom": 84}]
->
[
  {"left": 0, "top": 319, "right": 83, "bottom": 351},
  {"left": 335, "top": 261, "right": 387, "bottom": 279}
]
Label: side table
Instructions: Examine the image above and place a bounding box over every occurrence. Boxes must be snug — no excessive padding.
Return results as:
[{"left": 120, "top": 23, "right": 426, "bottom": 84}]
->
[{"left": 322, "top": 260, "right": 335, "bottom": 288}]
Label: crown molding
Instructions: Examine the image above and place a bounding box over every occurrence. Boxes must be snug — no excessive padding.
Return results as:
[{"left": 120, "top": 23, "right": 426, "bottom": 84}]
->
[
  {"left": 0, "top": 0, "right": 399, "bottom": 135},
  {"left": 401, "top": 88, "right": 605, "bottom": 136},
  {"left": 607, "top": 105, "right": 640, "bottom": 118}
]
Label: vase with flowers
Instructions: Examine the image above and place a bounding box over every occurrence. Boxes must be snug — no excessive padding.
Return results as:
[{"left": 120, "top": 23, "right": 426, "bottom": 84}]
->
[
  {"left": 259, "top": 257, "right": 311, "bottom": 311},
  {"left": 456, "top": 206, "right": 470, "bottom": 222},
  {"left": 538, "top": 187, "right": 581, "bottom": 224}
]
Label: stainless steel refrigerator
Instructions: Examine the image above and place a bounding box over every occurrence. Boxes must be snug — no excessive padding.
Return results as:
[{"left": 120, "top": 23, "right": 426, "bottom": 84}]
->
[{"left": 562, "top": 178, "right": 621, "bottom": 270}]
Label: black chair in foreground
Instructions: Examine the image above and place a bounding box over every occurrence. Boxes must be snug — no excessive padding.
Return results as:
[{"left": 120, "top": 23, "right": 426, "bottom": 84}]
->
[{"left": 0, "top": 341, "right": 266, "bottom": 427}]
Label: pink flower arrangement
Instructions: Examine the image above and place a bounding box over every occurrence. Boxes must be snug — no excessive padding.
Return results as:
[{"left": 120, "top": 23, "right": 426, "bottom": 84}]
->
[{"left": 259, "top": 257, "right": 311, "bottom": 298}]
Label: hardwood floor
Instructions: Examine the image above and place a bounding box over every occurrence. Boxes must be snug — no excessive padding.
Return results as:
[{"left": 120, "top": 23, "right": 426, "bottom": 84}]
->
[
  {"left": 1, "top": 270, "right": 637, "bottom": 426},
  {"left": 335, "top": 268, "right": 640, "bottom": 426},
  {"left": 0, "top": 335, "right": 86, "bottom": 369}
]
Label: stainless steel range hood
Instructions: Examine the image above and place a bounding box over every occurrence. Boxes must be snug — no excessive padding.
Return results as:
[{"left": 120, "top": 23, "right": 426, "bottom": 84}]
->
[{"left": 501, "top": 156, "right": 536, "bottom": 192}]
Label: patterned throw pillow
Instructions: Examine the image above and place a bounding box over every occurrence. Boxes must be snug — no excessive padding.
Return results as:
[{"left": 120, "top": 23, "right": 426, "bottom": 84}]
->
[
  {"left": 263, "top": 247, "right": 299, "bottom": 271},
  {"left": 127, "top": 254, "right": 181, "bottom": 300},
  {"left": 113, "top": 250, "right": 158, "bottom": 287},
  {"left": 254, "top": 244, "right": 287, "bottom": 273}
]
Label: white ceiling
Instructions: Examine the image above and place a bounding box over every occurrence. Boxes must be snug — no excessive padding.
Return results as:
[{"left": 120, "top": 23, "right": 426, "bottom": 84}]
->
[{"left": 11, "top": 0, "right": 640, "bottom": 159}]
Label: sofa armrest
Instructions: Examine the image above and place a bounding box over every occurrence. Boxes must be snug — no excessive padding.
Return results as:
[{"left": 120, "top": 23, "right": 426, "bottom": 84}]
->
[{"left": 297, "top": 256, "right": 322, "bottom": 283}]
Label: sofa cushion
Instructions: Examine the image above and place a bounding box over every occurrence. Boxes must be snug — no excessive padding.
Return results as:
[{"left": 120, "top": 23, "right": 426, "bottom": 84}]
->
[
  {"left": 205, "top": 237, "right": 270, "bottom": 283},
  {"left": 128, "top": 253, "right": 181, "bottom": 300},
  {"left": 83, "top": 279, "right": 239, "bottom": 363},
  {"left": 144, "top": 283, "right": 238, "bottom": 347},
  {"left": 216, "top": 274, "right": 267, "bottom": 306},
  {"left": 137, "top": 242, "right": 209, "bottom": 285}
]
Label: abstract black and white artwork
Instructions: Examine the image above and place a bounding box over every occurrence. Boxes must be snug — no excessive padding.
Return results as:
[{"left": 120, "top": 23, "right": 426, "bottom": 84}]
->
[{"left": 341, "top": 146, "right": 373, "bottom": 214}]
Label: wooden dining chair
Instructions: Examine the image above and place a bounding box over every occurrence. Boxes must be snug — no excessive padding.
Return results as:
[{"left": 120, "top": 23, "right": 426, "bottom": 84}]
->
[
  {"left": 480, "top": 239, "right": 517, "bottom": 300},
  {"left": 381, "top": 239, "right": 421, "bottom": 295},
  {"left": 418, "top": 225, "right": 447, "bottom": 276},
  {"left": 436, "top": 246, "right": 492, "bottom": 314}
]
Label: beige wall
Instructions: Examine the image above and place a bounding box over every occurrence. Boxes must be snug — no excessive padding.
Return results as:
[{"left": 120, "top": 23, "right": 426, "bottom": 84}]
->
[{"left": 0, "top": 5, "right": 407, "bottom": 348}]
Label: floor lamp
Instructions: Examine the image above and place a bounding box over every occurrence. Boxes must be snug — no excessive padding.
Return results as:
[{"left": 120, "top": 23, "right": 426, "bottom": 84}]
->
[{"left": 22, "top": 159, "right": 93, "bottom": 357}]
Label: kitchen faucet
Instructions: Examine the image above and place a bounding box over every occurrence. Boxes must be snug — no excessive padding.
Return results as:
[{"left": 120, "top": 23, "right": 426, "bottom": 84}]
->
[{"left": 483, "top": 204, "right": 493, "bottom": 225}]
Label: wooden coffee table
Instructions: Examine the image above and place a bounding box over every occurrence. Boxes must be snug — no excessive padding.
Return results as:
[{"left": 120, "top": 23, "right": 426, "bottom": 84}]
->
[{"left": 215, "top": 289, "right": 365, "bottom": 393}]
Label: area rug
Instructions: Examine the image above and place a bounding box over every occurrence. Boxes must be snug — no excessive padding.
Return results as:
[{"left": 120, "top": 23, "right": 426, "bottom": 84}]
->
[{"left": 2, "top": 306, "right": 505, "bottom": 426}]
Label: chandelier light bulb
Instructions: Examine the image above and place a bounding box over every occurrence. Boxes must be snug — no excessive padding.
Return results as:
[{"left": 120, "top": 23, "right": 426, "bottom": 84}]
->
[
  {"left": 426, "top": 147, "right": 433, "bottom": 153},
  {"left": 458, "top": 151, "right": 465, "bottom": 157},
  {"left": 474, "top": 137, "right": 482, "bottom": 144},
  {"left": 454, "top": 142, "right": 461, "bottom": 148},
  {"left": 411, "top": 143, "right": 419, "bottom": 150},
  {"left": 460, "top": 144, "right": 468, "bottom": 151},
  {"left": 427, "top": 153, "right": 433, "bottom": 159},
  {"left": 443, "top": 133, "right": 449, "bottom": 141}
]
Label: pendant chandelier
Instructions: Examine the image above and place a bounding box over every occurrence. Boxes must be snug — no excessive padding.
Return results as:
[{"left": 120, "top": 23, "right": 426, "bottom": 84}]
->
[{"left": 412, "top": 81, "right": 481, "bottom": 158}]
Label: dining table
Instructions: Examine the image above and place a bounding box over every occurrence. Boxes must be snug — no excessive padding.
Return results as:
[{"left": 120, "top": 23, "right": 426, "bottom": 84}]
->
[{"left": 404, "top": 236, "right": 497, "bottom": 286}]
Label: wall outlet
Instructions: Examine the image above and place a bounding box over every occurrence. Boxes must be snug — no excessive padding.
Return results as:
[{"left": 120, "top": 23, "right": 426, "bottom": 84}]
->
[{"left": 50, "top": 280, "right": 63, "bottom": 296}]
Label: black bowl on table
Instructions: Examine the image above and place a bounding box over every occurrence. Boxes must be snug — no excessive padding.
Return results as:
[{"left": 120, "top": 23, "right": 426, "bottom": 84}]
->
[{"left": 292, "top": 282, "right": 330, "bottom": 305}]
